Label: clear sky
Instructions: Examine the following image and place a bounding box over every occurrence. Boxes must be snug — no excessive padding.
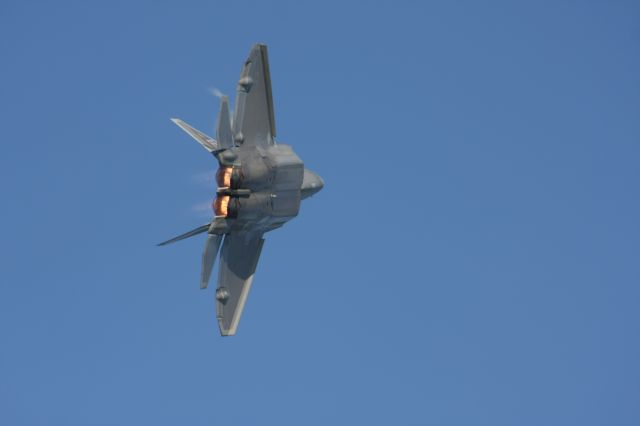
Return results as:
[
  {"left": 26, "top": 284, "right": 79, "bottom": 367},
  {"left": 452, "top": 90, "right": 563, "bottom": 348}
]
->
[{"left": 1, "top": 1, "right": 639, "bottom": 425}]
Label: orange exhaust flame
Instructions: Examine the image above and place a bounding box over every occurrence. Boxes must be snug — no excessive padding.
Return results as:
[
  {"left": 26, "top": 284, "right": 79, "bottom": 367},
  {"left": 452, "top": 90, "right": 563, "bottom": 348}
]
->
[
  {"left": 213, "top": 195, "right": 230, "bottom": 217},
  {"left": 216, "top": 167, "right": 232, "bottom": 188}
]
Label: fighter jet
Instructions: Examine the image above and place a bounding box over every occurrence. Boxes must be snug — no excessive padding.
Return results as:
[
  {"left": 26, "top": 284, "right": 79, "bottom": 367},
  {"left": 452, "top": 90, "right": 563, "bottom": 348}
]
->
[{"left": 159, "top": 44, "right": 323, "bottom": 336}]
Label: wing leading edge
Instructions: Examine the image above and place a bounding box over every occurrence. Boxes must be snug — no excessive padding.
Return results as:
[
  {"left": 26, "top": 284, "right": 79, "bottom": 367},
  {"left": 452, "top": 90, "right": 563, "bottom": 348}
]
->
[{"left": 215, "top": 233, "right": 265, "bottom": 336}]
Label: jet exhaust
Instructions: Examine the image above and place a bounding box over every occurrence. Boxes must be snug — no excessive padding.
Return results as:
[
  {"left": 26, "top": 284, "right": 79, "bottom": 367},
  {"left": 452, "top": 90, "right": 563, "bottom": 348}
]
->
[
  {"left": 213, "top": 195, "right": 230, "bottom": 217},
  {"left": 216, "top": 166, "right": 232, "bottom": 188}
]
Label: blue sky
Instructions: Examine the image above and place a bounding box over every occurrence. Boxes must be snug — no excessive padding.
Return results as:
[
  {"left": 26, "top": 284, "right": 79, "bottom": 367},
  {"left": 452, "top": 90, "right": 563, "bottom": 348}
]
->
[{"left": 1, "top": 1, "right": 639, "bottom": 425}]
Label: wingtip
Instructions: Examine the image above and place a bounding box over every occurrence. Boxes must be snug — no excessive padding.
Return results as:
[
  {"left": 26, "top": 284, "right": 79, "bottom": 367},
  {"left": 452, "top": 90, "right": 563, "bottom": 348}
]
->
[{"left": 219, "top": 328, "right": 236, "bottom": 337}]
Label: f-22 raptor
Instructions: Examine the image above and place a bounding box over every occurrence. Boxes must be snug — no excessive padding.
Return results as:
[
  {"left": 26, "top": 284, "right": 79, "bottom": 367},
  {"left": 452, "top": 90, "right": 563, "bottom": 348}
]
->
[{"left": 159, "top": 44, "right": 324, "bottom": 336}]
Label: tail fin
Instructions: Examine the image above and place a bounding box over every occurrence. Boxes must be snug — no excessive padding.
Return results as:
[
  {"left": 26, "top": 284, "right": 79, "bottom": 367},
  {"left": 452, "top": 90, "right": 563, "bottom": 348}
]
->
[
  {"left": 216, "top": 96, "right": 234, "bottom": 149},
  {"left": 170, "top": 118, "right": 218, "bottom": 152},
  {"left": 157, "top": 223, "right": 211, "bottom": 246},
  {"left": 200, "top": 234, "right": 223, "bottom": 289}
]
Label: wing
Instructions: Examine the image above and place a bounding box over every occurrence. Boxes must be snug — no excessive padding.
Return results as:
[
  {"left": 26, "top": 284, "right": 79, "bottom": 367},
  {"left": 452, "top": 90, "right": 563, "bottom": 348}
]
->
[
  {"left": 233, "top": 44, "right": 276, "bottom": 148},
  {"left": 215, "top": 233, "right": 265, "bottom": 336}
]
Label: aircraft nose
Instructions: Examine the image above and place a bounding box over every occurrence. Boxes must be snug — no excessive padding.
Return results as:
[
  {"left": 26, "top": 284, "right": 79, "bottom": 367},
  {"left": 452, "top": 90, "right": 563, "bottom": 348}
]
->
[{"left": 301, "top": 169, "right": 324, "bottom": 199}]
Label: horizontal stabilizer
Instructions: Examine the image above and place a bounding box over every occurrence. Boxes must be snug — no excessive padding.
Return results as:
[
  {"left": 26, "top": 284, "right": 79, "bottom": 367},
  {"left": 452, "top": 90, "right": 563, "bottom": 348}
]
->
[
  {"left": 170, "top": 118, "right": 218, "bottom": 152},
  {"left": 157, "top": 223, "right": 210, "bottom": 246}
]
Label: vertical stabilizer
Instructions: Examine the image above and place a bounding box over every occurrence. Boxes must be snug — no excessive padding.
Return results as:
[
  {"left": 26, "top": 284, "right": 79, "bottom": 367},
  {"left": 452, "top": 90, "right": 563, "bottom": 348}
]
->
[
  {"left": 201, "top": 234, "right": 223, "bottom": 289},
  {"left": 216, "top": 96, "right": 234, "bottom": 149}
]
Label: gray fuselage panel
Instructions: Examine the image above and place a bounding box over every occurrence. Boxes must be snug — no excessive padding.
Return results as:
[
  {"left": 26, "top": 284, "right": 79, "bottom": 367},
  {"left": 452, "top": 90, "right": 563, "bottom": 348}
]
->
[{"left": 221, "top": 143, "right": 303, "bottom": 234}]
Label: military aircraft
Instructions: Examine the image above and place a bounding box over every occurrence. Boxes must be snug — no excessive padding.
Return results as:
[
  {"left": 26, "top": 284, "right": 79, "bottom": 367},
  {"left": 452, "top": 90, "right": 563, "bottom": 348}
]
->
[{"left": 159, "top": 44, "right": 323, "bottom": 336}]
